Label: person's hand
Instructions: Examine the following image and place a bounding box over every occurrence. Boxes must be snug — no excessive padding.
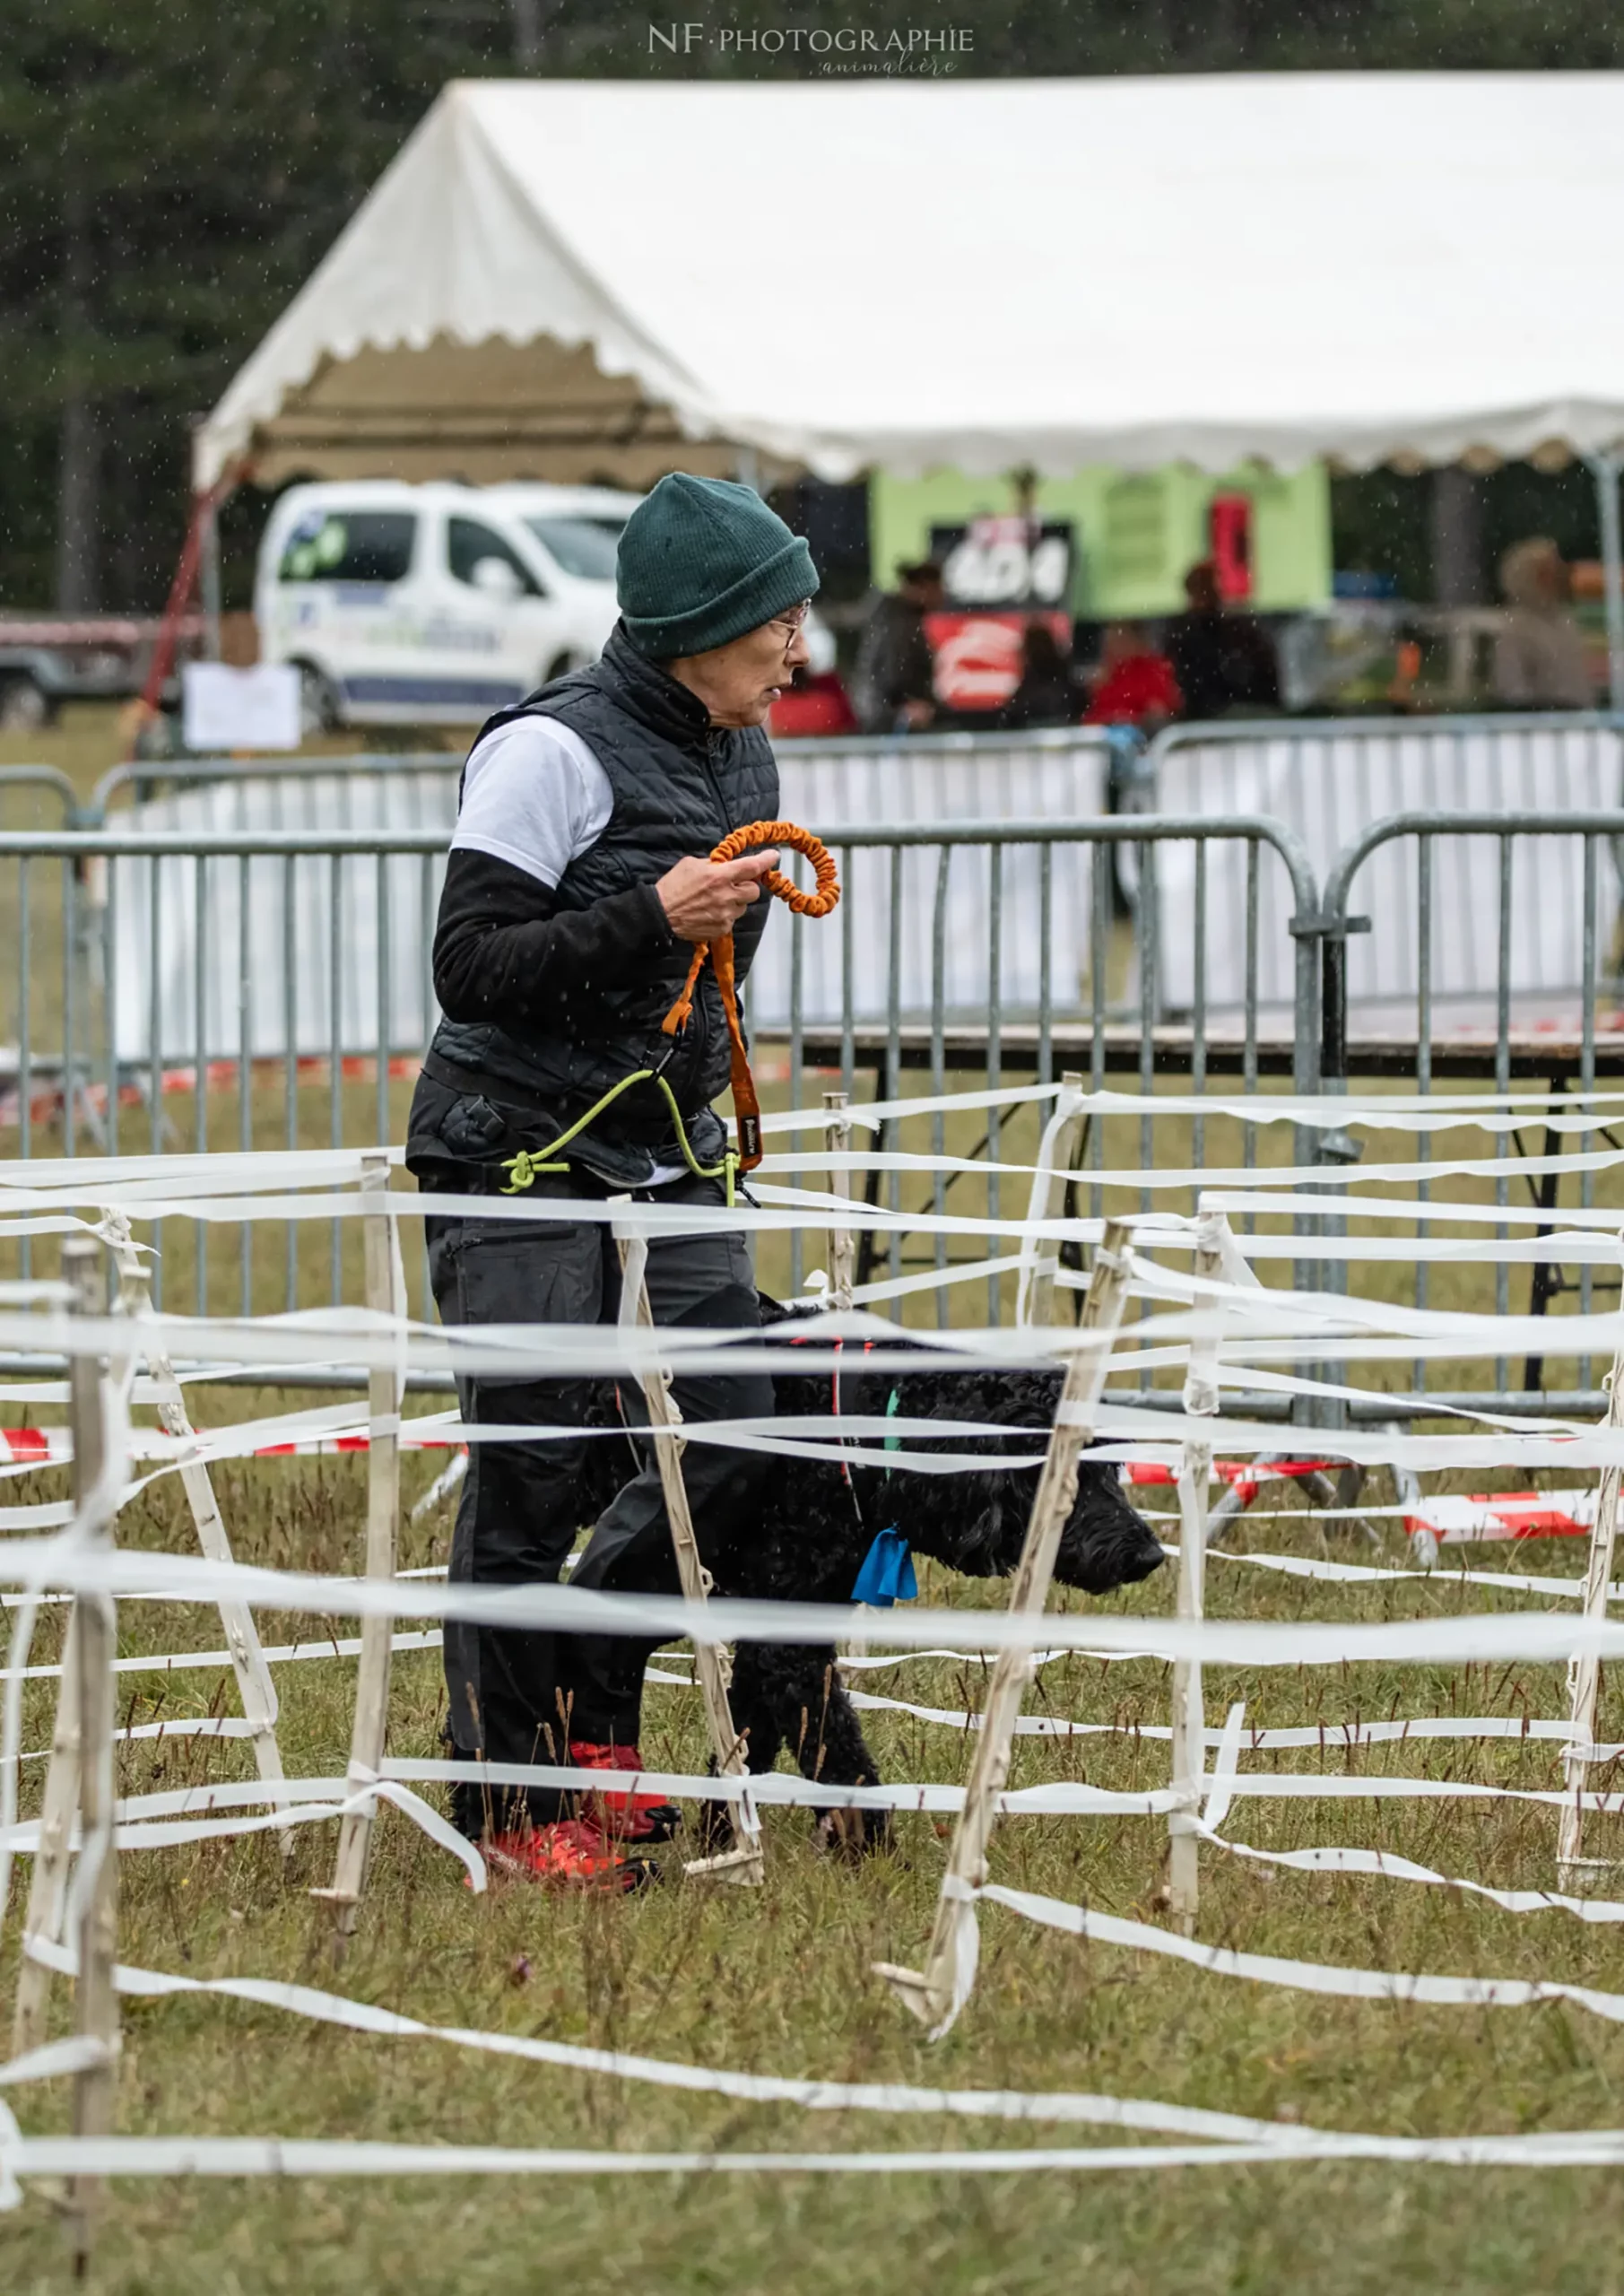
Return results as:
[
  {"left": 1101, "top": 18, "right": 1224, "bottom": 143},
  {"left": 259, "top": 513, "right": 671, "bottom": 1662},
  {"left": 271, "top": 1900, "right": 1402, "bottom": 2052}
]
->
[
  {"left": 656, "top": 850, "right": 780, "bottom": 942},
  {"left": 901, "top": 698, "right": 934, "bottom": 730}
]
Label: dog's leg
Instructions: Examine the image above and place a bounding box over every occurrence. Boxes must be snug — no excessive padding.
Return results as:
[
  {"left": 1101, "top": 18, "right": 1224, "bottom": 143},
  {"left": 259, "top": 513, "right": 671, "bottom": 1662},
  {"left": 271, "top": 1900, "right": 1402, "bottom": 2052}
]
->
[{"left": 775, "top": 1644, "right": 892, "bottom": 1860}]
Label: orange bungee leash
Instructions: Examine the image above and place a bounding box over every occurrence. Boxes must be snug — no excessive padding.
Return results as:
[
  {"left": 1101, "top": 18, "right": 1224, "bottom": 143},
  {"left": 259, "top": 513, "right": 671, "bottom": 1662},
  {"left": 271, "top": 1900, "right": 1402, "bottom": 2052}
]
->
[{"left": 660, "top": 821, "right": 840, "bottom": 1170}]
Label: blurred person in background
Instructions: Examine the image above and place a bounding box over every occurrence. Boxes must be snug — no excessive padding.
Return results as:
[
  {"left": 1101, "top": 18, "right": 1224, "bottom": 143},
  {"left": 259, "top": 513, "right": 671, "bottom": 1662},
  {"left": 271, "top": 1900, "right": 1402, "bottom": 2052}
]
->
[
  {"left": 852, "top": 558, "right": 944, "bottom": 731},
  {"left": 1164, "top": 560, "right": 1281, "bottom": 719},
  {"left": 998, "top": 618, "right": 1081, "bottom": 729},
  {"left": 1082, "top": 620, "right": 1182, "bottom": 730},
  {"left": 1494, "top": 536, "right": 1594, "bottom": 709}
]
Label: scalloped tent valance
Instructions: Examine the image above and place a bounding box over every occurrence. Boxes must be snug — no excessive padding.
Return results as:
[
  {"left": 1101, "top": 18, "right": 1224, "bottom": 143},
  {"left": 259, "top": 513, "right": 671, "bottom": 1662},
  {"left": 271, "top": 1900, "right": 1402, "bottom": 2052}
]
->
[{"left": 196, "top": 73, "right": 1624, "bottom": 495}]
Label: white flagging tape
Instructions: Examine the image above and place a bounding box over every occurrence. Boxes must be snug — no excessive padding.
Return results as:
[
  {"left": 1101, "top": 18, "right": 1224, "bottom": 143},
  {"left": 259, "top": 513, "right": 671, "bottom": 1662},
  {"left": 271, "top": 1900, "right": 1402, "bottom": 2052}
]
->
[
  {"left": 2, "top": 1628, "right": 447, "bottom": 1686},
  {"left": 10, "top": 1749, "right": 1622, "bottom": 1831},
  {"left": 17, "top": 1947, "right": 1624, "bottom": 2189},
  {"left": 377, "top": 1757, "right": 1624, "bottom": 1823},
  {"left": 959, "top": 1878, "right": 1624, "bottom": 2026},
  {"left": 410, "top": 1448, "right": 468, "bottom": 1520},
  {"left": 30, "top": 2132, "right": 1624, "bottom": 2182},
  {"left": 23, "top": 1539, "right": 1624, "bottom": 1665},
  {"left": 760, "top": 1140, "right": 1624, "bottom": 1194},
  {"left": 834, "top": 1686, "right": 1624, "bottom": 1758},
  {"left": 0, "top": 2136, "right": 1359, "bottom": 2185},
  {"left": 13, "top": 1929, "right": 1306, "bottom": 2144},
  {"left": 17, "top": 1931, "right": 1624, "bottom": 2170},
  {"left": 0, "top": 1776, "right": 488, "bottom": 1885},
  {"left": 1197, "top": 1822, "right": 1624, "bottom": 1925}
]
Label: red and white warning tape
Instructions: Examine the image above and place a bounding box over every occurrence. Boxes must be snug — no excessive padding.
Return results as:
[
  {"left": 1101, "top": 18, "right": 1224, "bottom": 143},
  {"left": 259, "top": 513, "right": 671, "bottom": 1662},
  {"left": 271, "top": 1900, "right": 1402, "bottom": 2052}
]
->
[
  {"left": 1125, "top": 1459, "right": 1342, "bottom": 1504},
  {"left": 1402, "top": 1492, "right": 1595, "bottom": 1544},
  {"left": 0, "top": 1425, "right": 465, "bottom": 1467},
  {"left": 0, "top": 1426, "right": 68, "bottom": 1466},
  {"left": 1124, "top": 1459, "right": 1598, "bottom": 1544}
]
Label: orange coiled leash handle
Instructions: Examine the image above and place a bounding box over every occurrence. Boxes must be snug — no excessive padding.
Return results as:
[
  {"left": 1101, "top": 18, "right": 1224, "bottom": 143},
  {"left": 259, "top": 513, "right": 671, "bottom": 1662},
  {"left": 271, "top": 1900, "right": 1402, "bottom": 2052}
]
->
[{"left": 660, "top": 822, "right": 841, "bottom": 1170}]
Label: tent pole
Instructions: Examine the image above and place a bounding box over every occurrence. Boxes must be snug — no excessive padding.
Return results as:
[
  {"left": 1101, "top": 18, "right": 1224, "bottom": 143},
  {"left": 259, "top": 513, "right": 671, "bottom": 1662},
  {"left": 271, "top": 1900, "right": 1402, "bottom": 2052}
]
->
[
  {"left": 199, "top": 496, "right": 222, "bottom": 663},
  {"left": 123, "top": 462, "right": 243, "bottom": 761},
  {"left": 1590, "top": 451, "right": 1624, "bottom": 714}
]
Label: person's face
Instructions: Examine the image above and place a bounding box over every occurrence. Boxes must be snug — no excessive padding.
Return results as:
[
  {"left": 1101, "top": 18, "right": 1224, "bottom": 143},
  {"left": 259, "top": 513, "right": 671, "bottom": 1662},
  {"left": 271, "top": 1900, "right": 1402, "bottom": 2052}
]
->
[
  {"left": 1185, "top": 568, "right": 1220, "bottom": 613},
  {"left": 667, "top": 604, "right": 812, "bottom": 727}
]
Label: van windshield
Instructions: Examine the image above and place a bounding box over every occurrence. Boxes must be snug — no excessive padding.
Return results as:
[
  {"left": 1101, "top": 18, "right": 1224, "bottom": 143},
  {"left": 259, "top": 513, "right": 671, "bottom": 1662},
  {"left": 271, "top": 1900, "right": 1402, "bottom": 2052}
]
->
[{"left": 523, "top": 517, "right": 624, "bottom": 582}]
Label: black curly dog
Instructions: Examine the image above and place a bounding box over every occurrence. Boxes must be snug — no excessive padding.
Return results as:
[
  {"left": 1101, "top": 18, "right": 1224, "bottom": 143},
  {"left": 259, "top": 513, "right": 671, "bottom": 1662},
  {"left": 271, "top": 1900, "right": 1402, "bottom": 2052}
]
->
[{"left": 579, "top": 1300, "right": 1165, "bottom": 1852}]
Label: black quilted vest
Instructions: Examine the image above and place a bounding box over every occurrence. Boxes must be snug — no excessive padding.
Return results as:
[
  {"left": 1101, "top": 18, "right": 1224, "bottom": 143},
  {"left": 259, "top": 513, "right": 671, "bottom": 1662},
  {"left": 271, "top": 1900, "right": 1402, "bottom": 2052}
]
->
[{"left": 422, "top": 622, "right": 779, "bottom": 1182}]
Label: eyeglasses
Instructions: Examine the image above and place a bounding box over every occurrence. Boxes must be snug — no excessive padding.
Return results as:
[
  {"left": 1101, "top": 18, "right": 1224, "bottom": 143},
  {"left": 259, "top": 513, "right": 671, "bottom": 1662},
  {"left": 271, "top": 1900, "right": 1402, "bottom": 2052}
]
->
[{"left": 769, "top": 600, "right": 812, "bottom": 638}]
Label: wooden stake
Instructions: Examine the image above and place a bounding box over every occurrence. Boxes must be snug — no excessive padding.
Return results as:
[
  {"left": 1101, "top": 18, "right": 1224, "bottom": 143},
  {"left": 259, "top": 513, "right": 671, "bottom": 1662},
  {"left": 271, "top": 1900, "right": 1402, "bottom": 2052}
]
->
[
  {"left": 11, "top": 1617, "right": 82, "bottom": 2057},
  {"left": 316, "top": 1155, "right": 404, "bottom": 1953},
  {"left": 1015, "top": 1072, "right": 1087, "bottom": 1329},
  {"left": 875, "top": 1220, "right": 1133, "bottom": 2034},
  {"left": 822, "top": 1090, "right": 854, "bottom": 1311},
  {"left": 1167, "top": 1210, "right": 1227, "bottom": 1934},
  {"left": 101, "top": 1213, "right": 291, "bottom": 1846},
  {"left": 614, "top": 1222, "right": 763, "bottom": 1884},
  {"left": 63, "top": 1234, "right": 117, "bottom": 2270},
  {"left": 1558, "top": 1346, "right": 1624, "bottom": 1886}
]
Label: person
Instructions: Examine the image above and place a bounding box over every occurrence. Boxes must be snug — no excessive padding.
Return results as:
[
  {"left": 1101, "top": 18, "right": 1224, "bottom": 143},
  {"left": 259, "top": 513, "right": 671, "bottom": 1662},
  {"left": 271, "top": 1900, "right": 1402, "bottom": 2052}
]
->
[
  {"left": 1494, "top": 535, "right": 1594, "bottom": 708},
  {"left": 851, "top": 558, "right": 944, "bottom": 731},
  {"left": 1081, "top": 621, "right": 1182, "bottom": 729},
  {"left": 1163, "top": 560, "right": 1281, "bottom": 720},
  {"left": 405, "top": 473, "right": 818, "bottom": 1891},
  {"left": 998, "top": 618, "right": 1081, "bottom": 729}
]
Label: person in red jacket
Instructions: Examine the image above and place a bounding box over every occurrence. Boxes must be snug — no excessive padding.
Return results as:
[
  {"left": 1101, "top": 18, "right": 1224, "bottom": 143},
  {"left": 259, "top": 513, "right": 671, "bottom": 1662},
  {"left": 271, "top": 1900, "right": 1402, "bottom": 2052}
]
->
[{"left": 1082, "top": 621, "right": 1182, "bottom": 728}]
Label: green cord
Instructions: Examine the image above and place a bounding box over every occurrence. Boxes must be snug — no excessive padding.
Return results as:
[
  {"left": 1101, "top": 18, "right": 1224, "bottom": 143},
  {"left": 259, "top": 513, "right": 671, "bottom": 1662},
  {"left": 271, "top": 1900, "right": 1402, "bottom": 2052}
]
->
[
  {"left": 499, "top": 1066, "right": 739, "bottom": 1207},
  {"left": 881, "top": 1384, "right": 901, "bottom": 1487}
]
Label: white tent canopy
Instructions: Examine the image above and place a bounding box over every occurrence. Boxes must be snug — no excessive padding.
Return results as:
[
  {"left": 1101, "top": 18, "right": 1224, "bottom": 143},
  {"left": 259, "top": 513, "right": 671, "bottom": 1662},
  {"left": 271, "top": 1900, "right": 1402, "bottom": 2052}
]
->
[{"left": 197, "top": 73, "right": 1624, "bottom": 495}]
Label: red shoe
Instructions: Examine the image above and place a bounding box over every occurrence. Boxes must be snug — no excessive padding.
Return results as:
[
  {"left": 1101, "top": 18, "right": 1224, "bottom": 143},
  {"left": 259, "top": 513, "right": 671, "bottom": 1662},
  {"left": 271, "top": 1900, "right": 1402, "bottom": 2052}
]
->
[
  {"left": 568, "top": 1741, "right": 682, "bottom": 1844},
  {"left": 482, "top": 1818, "right": 655, "bottom": 1892}
]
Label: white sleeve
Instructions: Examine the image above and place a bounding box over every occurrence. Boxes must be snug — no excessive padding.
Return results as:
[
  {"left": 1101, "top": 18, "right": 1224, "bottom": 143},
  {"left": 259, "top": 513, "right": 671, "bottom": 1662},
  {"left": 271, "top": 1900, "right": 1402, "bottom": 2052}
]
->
[{"left": 451, "top": 717, "right": 613, "bottom": 889}]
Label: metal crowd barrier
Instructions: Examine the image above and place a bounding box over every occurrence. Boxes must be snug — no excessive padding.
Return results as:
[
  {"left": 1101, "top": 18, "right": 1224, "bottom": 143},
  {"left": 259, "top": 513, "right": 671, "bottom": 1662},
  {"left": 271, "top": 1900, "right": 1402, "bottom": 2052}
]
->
[
  {"left": 0, "top": 765, "right": 84, "bottom": 828},
  {"left": 89, "top": 754, "right": 458, "bottom": 814},
  {"left": 0, "top": 761, "right": 1620, "bottom": 1414},
  {"left": 82, "top": 728, "right": 1119, "bottom": 855},
  {"left": 1321, "top": 810, "right": 1624, "bottom": 1413},
  {"left": 1139, "top": 712, "right": 1624, "bottom": 1025},
  {"left": 88, "top": 726, "right": 1122, "bottom": 814},
  {"left": 0, "top": 815, "right": 1315, "bottom": 1341}
]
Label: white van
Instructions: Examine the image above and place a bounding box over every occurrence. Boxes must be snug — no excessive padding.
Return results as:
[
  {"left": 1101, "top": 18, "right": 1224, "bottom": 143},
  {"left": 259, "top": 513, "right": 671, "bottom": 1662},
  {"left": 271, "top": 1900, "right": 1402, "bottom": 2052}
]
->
[{"left": 256, "top": 480, "right": 641, "bottom": 731}]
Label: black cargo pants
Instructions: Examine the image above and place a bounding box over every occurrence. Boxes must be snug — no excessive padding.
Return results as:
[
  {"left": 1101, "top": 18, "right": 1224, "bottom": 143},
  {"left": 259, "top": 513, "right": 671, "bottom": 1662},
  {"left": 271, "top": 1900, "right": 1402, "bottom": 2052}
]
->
[{"left": 421, "top": 1163, "right": 770, "bottom": 1837}]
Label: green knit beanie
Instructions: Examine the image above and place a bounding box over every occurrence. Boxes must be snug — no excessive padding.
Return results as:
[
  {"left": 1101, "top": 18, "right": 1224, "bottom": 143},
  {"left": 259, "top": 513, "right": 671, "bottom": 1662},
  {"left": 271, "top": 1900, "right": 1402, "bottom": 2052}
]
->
[{"left": 616, "top": 474, "right": 819, "bottom": 659}]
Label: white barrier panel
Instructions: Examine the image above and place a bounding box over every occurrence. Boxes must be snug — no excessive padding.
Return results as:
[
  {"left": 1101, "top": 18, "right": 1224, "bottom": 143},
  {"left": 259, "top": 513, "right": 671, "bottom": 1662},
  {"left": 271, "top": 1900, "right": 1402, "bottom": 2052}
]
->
[
  {"left": 754, "top": 741, "right": 1106, "bottom": 1029},
  {"left": 109, "top": 738, "right": 1107, "bottom": 1058},
  {"left": 1148, "top": 717, "right": 1624, "bottom": 1024}
]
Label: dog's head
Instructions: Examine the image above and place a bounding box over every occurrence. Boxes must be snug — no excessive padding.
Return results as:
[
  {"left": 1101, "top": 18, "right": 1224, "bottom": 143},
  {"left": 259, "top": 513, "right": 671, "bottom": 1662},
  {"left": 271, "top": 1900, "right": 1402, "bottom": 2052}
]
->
[{"left": 880, "top": 1365, "right": 1166, "bottom": 1596}]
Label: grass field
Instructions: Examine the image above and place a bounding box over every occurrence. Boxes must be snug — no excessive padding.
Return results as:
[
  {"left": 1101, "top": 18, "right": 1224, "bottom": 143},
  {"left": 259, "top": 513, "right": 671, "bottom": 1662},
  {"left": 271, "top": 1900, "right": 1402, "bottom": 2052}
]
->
[{"left": 5, "top": 707, "right": 1624, "bottom": 2286}]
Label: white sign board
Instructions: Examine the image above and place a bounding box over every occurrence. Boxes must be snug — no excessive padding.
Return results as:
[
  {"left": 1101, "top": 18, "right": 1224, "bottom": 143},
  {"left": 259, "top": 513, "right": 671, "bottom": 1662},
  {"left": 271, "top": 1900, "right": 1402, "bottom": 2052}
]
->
[{"left": 181, "top": 662, "right": 301, "bottom": 753}]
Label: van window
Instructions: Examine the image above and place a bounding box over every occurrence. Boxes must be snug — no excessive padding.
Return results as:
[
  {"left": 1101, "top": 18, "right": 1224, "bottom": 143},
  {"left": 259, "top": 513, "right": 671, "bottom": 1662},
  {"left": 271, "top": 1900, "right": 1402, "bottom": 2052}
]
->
[
  {"left": 447, "top": 518, "right": 543, "bottom": 596},
  {"left": 278, "top": 510, "right": 415, "bottom": 585},
  {"left": 523, "top": 516, "right": 624, "bottom": 583}
]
